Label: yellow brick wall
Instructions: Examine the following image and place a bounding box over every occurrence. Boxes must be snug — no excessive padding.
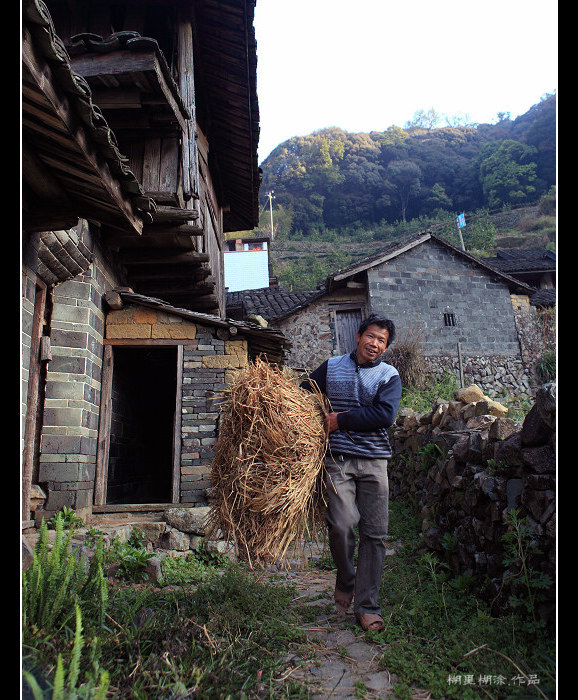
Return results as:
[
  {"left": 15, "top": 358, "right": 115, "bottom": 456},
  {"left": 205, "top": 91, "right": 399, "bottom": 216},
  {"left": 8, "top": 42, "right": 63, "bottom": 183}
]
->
[{"left": 106, "top": 305, "right": 197, "bottom": 340}]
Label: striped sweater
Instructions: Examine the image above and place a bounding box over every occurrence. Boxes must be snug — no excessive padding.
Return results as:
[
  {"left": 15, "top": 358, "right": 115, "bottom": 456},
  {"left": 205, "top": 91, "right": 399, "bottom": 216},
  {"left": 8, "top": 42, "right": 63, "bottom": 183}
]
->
[{"left": 303, "top": 352, "right": 402, "bottom": 459}]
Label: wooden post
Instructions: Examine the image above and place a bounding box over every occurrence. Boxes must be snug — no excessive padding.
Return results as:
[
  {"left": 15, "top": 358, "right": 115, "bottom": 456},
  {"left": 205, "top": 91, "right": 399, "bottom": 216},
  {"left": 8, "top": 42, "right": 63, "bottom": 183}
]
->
[
  {"left": 94, "top": 345, "right": 114, "bottom": 505},
  {"left": 22, "top": 281, "right": 47, "bottom": 522},
  {"left": 457, "top": 342, "right": 464, "bottom": 388}
]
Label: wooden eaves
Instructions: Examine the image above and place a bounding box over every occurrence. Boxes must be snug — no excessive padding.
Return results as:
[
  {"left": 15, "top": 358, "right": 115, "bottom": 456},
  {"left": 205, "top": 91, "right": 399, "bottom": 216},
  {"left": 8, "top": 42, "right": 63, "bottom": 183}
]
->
[{"left": 22, "top": 0, "right": 154, "bottom": 236}]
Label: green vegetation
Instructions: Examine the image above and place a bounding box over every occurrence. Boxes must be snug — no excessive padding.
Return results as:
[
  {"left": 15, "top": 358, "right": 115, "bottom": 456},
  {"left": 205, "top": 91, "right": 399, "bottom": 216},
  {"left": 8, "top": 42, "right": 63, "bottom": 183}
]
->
[
  {"left": 377, "top": 499, "right": 555, "bottom": 699},
  {"left": 256, "top": 94, "right": 555, "bottom": 238},
  {"left": 23, "top": 503, "right": 555, "bottom": 698}
]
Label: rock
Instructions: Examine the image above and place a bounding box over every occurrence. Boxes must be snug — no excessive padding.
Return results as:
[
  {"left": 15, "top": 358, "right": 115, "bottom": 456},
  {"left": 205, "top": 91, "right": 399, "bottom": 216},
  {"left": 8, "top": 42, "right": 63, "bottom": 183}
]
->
[
  {"left": 144, "top": 556, "right": 163, "bottom": 583},
  {"left": 520, "top": 405, "right": 552, "bottom": 446},
  {"left": 22, "top": 537, "right": 35, "bottom": 571},
  {"left": 165, "top": 506, "right": 211, "bottom": 534},
  {"left": 133, "top": 522, "right": 167, "bottom": 545},
  {"left": 536, "top": 382, "right": 556, "bottom": 429},
  {"left": 486, "top": 398, "right": 508, "bottom": 417},
  {"left": 489, "top": 418, "right": 518, "bottom": 441},
  {"left": 29, "top": 485, "right": 46, "bottom": 511},
  {"left": 159, "top": 529, "right": 190, "bottom": 551},
  {"left": 454, "top": 384, "right": 485, "bottom": 404}
]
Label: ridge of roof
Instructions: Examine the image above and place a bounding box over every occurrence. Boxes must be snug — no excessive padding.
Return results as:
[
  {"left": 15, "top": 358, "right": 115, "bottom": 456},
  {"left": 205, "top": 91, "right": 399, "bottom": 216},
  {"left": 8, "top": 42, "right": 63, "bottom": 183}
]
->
[{"left": 326, "top": 230, "right": 537, "bottom": 295}]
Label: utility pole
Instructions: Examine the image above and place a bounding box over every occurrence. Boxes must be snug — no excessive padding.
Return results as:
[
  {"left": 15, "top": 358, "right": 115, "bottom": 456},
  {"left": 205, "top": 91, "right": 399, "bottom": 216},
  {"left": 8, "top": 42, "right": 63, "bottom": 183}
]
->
[{"left": 267, "top": 190, "right": 275, "bottom": 240}]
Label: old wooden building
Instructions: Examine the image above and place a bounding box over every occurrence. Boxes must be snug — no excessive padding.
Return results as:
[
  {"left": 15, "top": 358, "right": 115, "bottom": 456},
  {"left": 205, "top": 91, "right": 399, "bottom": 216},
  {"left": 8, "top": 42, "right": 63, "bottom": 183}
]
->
[{"left": 21, "top": 0, "right": 280, "bottom": 527}]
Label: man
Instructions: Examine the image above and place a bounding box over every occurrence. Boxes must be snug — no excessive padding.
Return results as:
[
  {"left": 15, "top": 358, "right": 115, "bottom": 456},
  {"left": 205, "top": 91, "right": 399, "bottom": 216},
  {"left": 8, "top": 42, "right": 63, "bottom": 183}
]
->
[{"left": 301, "top": 314, "right": 402, "bottom": 632}]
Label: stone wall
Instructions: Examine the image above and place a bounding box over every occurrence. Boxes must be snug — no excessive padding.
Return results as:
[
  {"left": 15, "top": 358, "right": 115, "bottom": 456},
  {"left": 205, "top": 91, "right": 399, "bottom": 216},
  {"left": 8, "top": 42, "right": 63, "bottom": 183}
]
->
[
  {"left": 368, "top": 241, "right": 521, "bottom": 357},
  {"left": 274, "top": 288, "right": 366, "bottom": 370},
  {"left": 423, "top": 354, "right": 534, "bottom": 399},
  {"left": 388, "top": 382, "right": 556, "bottom": 626}
]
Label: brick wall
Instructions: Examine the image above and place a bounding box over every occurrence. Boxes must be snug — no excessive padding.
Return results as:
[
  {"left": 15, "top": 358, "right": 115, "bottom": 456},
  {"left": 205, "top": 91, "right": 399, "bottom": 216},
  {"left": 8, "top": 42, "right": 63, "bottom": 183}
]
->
[
  {"left": 37, "top": 238, "right": 121, "bottom": 521},
  {"left": 105, "top": 305, "right": 249, "bottom": 505},
  {"left": 367, "top": 240, "right": 521, "bottom": 357}
]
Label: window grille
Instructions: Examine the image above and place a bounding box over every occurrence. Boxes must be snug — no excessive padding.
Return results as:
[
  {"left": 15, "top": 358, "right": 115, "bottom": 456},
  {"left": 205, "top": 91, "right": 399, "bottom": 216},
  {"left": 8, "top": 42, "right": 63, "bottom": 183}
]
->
[{"left": 444, "top": 312, "right": 456, "bottom": 327}]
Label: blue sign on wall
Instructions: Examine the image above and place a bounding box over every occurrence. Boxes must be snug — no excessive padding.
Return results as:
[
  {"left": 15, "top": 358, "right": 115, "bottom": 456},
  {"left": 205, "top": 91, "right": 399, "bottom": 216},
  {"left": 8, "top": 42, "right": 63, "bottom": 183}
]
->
[{"left": 457, "top": 213, "right": 466, "bottom": 229}]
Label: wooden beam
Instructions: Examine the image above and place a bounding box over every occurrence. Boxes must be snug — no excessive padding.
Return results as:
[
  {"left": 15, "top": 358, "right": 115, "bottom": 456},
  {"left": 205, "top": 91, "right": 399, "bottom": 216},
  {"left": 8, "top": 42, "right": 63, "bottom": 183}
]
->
[
  {"left": 150, "top": 205, "right": 199, "bottom": 223},
  {"left": 22, "top": 27, "right": 144, "bottom": 236},
  {"left": 119, "top": 250, "right": 210, "bottom": 265}
]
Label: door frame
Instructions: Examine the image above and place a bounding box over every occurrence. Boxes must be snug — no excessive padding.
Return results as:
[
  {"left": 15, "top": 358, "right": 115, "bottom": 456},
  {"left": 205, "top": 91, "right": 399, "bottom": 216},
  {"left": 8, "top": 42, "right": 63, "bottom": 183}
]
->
[
  {"left": 330, "top": 302, "right": 367, "bottom": 355},
  {"left": 94, "top": 340, "right": 183, "bottom": 505}
]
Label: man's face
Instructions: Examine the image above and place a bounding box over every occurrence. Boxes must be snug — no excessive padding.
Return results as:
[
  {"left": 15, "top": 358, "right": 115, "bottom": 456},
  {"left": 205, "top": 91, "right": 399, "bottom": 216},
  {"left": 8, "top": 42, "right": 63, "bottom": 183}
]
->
[{"left": 355, "top": 323, "right": 390, "bottom": 364}]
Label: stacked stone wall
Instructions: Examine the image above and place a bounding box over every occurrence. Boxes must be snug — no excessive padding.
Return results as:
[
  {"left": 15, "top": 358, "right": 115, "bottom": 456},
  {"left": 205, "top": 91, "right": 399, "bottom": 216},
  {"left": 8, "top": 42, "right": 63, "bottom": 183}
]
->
[{"left": 388, "top": 382, "right": 556, "bottom": 626}]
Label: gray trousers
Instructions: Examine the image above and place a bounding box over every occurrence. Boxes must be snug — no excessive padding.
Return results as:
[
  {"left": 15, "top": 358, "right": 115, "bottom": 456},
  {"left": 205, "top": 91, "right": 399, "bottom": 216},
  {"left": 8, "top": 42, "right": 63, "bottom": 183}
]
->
[{"left": 324, "top": 453, "right": 389, "bottom": 618}]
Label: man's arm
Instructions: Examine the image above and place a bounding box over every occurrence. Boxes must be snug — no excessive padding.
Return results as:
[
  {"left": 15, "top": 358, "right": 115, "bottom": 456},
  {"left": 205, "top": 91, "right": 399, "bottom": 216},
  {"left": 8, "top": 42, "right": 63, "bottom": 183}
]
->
[{"left": 300, "top": 360, "right": 329, "bottom": 394}]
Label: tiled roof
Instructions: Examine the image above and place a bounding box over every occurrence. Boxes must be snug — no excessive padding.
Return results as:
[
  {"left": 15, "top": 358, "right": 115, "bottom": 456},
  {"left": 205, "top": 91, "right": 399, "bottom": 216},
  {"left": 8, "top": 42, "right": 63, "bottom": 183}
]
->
[
  {"left": 484, "top": 249, "right": 556, "bottom": 274},
  {"left": 529, "top": 288, "right": 556, "bottom": 307},
  {"left": 226, "top": 285, "right": 324, "bottom": 321},
  {"left": 22, "top": 0, "right": 156, "bottom": 226},
  {"left": 326, "top": 231, "right": 537, "bottom": 296}
]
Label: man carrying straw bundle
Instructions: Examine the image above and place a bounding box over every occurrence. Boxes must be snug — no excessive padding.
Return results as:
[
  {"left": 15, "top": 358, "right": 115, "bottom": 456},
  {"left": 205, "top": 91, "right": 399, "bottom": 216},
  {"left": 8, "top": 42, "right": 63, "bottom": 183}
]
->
[{"left": 301, "top": 314, "right": 401, "bottom": 633}]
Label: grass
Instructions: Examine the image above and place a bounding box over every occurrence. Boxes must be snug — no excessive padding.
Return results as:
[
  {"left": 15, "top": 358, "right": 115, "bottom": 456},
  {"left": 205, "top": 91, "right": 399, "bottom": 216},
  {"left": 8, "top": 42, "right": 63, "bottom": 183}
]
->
[
  {"left": 374, "top": 499, "right": 556, "bottom": 699},
  {"left": 22, "top": 503, "right": 555, "bottom": 699}
]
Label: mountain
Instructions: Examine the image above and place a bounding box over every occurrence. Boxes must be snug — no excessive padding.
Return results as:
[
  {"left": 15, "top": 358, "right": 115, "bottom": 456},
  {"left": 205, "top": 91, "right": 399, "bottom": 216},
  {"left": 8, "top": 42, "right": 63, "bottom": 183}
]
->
[{"left": 257, "top": 93, "right": 556, "bottom": 239}]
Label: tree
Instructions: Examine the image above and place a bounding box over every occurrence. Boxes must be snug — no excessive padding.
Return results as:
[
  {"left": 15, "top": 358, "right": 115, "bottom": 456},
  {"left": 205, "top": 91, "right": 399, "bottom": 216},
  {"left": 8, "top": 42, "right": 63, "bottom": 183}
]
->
[
  {"left": 384, "top": 160, "right": 422, "bottom": 221},
  {"left": 478, "top": 140, "right": 538, "bottom": 208}
]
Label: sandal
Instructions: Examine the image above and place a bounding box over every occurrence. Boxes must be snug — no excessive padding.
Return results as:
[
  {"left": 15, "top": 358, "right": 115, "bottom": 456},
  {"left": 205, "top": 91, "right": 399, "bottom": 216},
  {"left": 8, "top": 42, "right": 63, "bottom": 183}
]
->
[
  {"left": 334, "top": 587, "right": 353, "bottom": 612},
  {"left": 358, "top": 613, "right": 385, "bottom": 632}
]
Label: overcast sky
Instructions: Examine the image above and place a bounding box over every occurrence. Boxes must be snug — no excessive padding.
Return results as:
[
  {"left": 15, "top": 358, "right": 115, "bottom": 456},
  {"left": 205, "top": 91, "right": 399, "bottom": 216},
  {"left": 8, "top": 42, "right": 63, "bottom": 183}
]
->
[{"left": 254, "top": 0, "right": 557, "bottom": 163}]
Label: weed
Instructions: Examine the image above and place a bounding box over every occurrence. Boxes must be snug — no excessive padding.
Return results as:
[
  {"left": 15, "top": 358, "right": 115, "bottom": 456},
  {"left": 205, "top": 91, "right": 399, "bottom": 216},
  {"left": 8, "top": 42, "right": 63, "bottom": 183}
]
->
[
  {"left": 22, "top": 514, "right": 108, "bottom": 635},
  {"left": 376, "top": 499, "right": 555, "bottom": 698},
  {"left": 47, "top": 506, "right": 85, "bottom": 530},
  {"left": 105, "top": 533, "right": 154, "bottom": 581},
  {"left": 501, "top": 508, "right": 554, "bottom": 632}
]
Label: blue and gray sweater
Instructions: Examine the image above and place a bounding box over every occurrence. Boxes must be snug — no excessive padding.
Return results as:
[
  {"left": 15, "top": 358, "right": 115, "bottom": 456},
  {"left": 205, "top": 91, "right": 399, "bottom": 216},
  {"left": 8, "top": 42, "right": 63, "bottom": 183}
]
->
[{"left": 302, "top": 352, "right": 402, "bottom": 459}]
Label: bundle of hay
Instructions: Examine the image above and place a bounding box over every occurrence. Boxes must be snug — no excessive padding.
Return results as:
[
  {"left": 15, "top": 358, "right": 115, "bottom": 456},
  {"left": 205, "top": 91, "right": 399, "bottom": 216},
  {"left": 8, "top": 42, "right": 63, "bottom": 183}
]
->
[{"left": 207, "top": 358, "right": 328, "bottom": 566}]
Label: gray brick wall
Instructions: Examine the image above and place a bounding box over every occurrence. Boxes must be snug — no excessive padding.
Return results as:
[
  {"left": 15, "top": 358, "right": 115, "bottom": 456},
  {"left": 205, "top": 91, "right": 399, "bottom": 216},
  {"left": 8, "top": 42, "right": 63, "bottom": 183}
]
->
[
  {"left": 368, "top": 240, "right": 521, "bottom": 357},
  {"left": 180, "top": 327, "right": 228, "bottom": 504},
  {"left": 37, "top": 238, "right": 123, "bottom": 520}
]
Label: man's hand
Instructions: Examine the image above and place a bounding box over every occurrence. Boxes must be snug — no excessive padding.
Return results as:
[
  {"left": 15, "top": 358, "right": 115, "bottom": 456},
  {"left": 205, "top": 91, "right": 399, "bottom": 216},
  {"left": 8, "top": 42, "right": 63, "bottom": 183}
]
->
[{"left": 325, "top": 412, "right": 340, "bottom": 433}]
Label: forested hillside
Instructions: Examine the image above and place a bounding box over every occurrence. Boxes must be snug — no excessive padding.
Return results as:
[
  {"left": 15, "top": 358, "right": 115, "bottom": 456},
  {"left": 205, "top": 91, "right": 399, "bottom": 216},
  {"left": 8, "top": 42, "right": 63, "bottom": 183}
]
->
[
  {"left": 236, "top": 93, "right": 556, "bottom": 290},
  {"left": 256, "top": 93, "right": 555, "bottom": 236}
]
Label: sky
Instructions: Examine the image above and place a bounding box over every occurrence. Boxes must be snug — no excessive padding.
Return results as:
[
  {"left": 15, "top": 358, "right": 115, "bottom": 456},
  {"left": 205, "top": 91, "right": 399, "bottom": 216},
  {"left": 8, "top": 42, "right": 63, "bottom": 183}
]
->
[{"left": 253, "top": 0, "right": 557, "bottom": 164}]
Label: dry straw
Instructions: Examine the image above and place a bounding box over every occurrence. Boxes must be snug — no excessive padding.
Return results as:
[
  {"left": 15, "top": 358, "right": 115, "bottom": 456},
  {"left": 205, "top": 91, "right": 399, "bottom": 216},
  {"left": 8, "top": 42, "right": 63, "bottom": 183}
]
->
[{"left": 207, "top": 358, "right": 328, "bottom": 567}]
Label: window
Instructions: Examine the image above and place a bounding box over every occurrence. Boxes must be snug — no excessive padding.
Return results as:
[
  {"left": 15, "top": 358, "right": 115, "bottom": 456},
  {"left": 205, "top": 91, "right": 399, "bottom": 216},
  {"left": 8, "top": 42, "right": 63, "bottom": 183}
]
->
[{"left": 444, "top": 312, "right": 456, "bottom": 327}]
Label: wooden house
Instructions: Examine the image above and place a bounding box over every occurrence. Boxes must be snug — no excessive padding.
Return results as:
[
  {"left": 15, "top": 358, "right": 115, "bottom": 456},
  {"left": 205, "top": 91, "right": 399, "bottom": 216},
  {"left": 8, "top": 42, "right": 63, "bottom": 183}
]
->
[{"left": 21, "top": 0, "right": 279, "bottom": 527}]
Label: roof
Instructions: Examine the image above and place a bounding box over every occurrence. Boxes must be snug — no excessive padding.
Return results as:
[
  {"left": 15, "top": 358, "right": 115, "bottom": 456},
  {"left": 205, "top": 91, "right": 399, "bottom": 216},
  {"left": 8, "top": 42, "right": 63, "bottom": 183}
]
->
[
  {"left": 22, "top": 0, "right": 155, "bottom": 235},
  {"left": 325, "top": 231, "right": 538, "bottom": 296},
  {"left": 193, "top": 0, "right": 261, "bottom": 232},
  {"left": 110, "top": 289, "right": 291, "bottom": 363},
  {"left": 484, "top": 249, "right": 556, "bottom": 275},
  {"left": 529, "top": 288, "right": 556, "bottom": 308},
  {"left": 240, "top": 231, "right": 541, "bottom": 324},
  {"left": 226, "top": 285, "right": 324, "bottom": 321}
]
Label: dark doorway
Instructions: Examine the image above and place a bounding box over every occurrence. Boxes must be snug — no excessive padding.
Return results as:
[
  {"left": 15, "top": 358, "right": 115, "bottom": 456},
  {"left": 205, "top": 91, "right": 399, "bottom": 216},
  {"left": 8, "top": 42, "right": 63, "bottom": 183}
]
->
[{"left": 106, "top": 346, "right": 177, "bottom": 504}]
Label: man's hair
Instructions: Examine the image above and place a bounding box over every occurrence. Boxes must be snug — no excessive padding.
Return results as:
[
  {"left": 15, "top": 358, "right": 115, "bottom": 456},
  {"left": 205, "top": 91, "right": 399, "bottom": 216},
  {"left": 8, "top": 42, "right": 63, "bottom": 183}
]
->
[{"left": 358, "top": 314, "right": 396, "bottom": 347}]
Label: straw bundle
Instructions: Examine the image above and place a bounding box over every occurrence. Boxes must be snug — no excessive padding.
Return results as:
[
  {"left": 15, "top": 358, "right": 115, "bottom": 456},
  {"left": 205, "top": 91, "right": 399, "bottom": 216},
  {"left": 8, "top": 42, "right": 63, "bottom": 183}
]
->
[{"left": 207, "top": 358, "right": 328, "bottom": 566}]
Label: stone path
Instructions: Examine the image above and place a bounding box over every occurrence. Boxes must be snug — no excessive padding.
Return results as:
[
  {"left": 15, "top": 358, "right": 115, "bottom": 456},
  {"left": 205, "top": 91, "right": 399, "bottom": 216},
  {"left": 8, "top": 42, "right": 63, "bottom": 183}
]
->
[{"left": 271, "top": 566, "right": 431, "bottom": 699}]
